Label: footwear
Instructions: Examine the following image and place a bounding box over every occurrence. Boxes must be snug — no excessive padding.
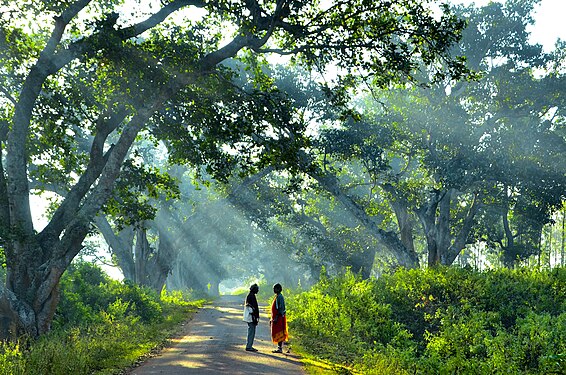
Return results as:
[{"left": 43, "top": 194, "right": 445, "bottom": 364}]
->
[
  {"left": 245, "top": 347, "right": 258, "bottom": 352},
  {"left": 272, "top": 347, "right": 282, "bottom": 353}
]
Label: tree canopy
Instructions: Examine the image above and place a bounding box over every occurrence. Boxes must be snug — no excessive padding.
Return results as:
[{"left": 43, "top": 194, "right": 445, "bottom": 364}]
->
[{"left": 0, "top": 0, "right": 472, "bottom": 338}]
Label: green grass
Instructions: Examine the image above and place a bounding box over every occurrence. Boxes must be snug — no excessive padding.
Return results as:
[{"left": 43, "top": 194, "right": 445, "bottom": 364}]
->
[
  {"left": 0, "top": 299, "right": 204, "bottom": 375},
  {"left": 292, "top": 343, "right": 360, "bottom": 375},
  {"left": 0, "top": 273, "right": 207, "bottom": 375}
]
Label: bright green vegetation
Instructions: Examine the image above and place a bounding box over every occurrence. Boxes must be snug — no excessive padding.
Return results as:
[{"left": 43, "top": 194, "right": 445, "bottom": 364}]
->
[
  {"left": 289, "top": 267, "right": 566, "bottom": 375},
  {"left": 0, "top": 262, "right": 204, "bottom": 375}
]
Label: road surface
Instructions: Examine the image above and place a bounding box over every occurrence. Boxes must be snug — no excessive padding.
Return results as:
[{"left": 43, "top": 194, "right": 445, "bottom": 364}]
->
[{"left": 128, "top": 295, "right": 305, "bottom": 375}]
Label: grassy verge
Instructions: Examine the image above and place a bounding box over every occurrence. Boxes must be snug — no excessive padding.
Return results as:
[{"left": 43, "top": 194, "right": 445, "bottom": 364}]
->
[
  {"left": 0, "top": 295, "right": 205, "bottom": 375},
  {"left": 0, "top": 263, "right": 207, "bottom": 375},
  {"left": 291, "top": 342, "right": 358, "bottom": 375}
]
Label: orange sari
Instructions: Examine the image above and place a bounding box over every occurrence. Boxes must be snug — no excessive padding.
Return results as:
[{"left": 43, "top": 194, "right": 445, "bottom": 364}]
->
[{"left": 270, "top": 295, "right": 288, "bottom": 343}]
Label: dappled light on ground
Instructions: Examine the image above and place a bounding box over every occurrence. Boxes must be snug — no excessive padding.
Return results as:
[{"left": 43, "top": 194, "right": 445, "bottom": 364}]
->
[{"left": 130, "top": 295, "right": 304, "bottom": 374}]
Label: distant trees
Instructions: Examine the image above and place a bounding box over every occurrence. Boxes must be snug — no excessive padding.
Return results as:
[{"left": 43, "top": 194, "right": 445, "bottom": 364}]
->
[
  {"left": 223, "top": 1, "right": 566, "bottom": 275},
  {"left": 156, "top": 0, "right": 566, "bottom": 284},
  {"left": 0, "top": 0, "right": 469, "bottom": 338},
  {"left": 306, "top": 0, "right": 566, "bottom": 268},
  {"left": 442, "top": 1, "right": 566, "bottom": 267}
]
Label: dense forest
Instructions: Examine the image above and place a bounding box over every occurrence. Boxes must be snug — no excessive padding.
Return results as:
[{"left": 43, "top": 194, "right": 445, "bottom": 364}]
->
[{"left": 0, "top": 0, "right": 564, "bottom": 374}]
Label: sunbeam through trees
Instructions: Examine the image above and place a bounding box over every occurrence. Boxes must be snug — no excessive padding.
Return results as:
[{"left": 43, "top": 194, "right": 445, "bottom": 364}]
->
[{"left": 0, "top": 0, "right": 565, "bottom": 373}]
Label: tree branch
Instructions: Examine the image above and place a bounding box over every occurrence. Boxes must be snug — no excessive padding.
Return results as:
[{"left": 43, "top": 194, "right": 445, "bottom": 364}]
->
[
  {"left": 445, "top": 192, "right": 481, "bottom": 264},
  {"left": 43, "top": 0, "right": 92, "bottom": 56},
  {"left": 120, "top": 0, "right": 206, "bottom": 37},
  {"left": 6, "top": 1, "right": 94, "bottom": 238},
  {"left": 46, "top": 0, "right": 207, "bottom": 78},
  {"left": 38, "top": 106, "right": 128, "bottom": 246}
]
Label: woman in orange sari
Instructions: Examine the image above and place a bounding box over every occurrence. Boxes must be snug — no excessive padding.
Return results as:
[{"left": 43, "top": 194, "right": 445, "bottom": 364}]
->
[{"left": 270, "top": 283, "right": 288, "bottom": 353}]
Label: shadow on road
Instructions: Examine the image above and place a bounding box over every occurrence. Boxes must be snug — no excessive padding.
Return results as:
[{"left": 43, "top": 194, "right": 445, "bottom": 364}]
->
[{"left": 129, "top": 295, "right": 305, "bottom": 375}]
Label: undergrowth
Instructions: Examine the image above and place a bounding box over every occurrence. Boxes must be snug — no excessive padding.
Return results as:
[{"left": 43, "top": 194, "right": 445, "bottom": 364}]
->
[
  {"left": 288, "top": 266, "right": 566, "bottom": 375},
  {"left": 0, "top": 262, "right": 204, "bottom": 375}
]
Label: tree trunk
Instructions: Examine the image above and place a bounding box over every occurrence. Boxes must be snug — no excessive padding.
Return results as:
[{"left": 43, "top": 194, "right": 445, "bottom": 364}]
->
[
  {"left": 310, "top": 169, "right": 419, "bottom": 268},
  {"left": 95, "top": 212, "right": 180, "bottom": 292},
  {"left": 390, "top": 200, "right": 416, "bottom": 258},
  {"left": 1, "top": 83, "right": 170, "bottom": 338},
  {"left": 94, "top": 217, "right": 136, "bottom": 280},
  {"left": 0, "top": 143, "right": 9, "bottom": 242},
  {"left": 134, "top": 227, "right": 150, "bottom": 285},
  {"left": 436, "top": 189, "right": 453, "bottom": 262},
  {"left": 1, "top": 237, "right": 83, "bottom": 338},
  {"left": 415, "top": 190, "right": 442, "bottom": 267},
  {"left": 349, "top": 248, "right": 376, "bottom": 278},
  {"left": 416, "top": 189, "right": 480, "bottom": 267},
  {"left": 501, "top": 204, "right": 517, "bottom": 268},
  {"left": 148, "top": 223, "right": 177, "bottom": 293},
  {"left": 442, "top": 191, "right": 480, "bottom": 266}
]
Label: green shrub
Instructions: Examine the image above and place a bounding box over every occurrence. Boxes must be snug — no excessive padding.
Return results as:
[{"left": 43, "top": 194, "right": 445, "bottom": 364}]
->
[
  {"left": 0, "top": 341, "right": 25, "bottom": 375},
  {"left": 55, "top": 262, "right": 162, "bottom": 328},
  {"left": 290, "top": 266, "right": 566, "bottom": 375},
  {"left": 109, "top": 280, "right": 163, "bottom": 324},
  {"left": 55, "top": 262, "right": 114, "bottom": 327},
  {"left": 23, "top": 329, "right": 90, "bottom": 375},
  {"left": 289, "top": 270, "right": 413, "bottom": 365},
  {"left": 4, "top": 260, "right": 203, "bottom": 375},
  {"left": 420, "top": 309, "right": 517, "bottom": 374},
  {"left": 514, "top": 312, "right": 566, "bottom": 372}
]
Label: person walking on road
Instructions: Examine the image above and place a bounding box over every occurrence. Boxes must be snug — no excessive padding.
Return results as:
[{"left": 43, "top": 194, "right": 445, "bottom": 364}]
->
[
  {"left": 270, "top": 283, "right": 288, "bottom": 353},
  {"left": 244, "top": 283, "right": 260, "bottom": 352}
]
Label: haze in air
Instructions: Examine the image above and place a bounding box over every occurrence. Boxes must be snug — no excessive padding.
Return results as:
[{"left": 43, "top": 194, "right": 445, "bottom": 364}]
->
[{"left": 0, "top": 1, "right": 564, "bottom": 373}]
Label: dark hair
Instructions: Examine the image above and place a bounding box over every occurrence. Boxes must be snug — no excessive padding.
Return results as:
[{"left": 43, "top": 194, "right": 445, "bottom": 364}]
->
[
  {"left": 273, "top": 283, "right": 282, "bottom": 293},
  {"left": 250, "top": 283, "right": 259, "bottom": 293}
]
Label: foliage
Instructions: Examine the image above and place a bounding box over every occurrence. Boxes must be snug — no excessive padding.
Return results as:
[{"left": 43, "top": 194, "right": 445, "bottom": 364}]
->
[
  {"left": 302, "top": 0, "right": 566, "bottom": 270},
  {"left": 55, "top": 262, "right": 163, "bottom": 328},
  {"left": 103, "top": 157, "right": 181, "bottom": 229},
  {"left": 0, "top": 341, "right": 25, "bottom": 375},
  {"left": 289, "top": 267, "right": 566, "bottom": 374},
  {"left": 0, "top": 0, "right": 475, "bottom": 338},
  {"left": 0, "top": 261, "right": 203, "bottom": 375}
]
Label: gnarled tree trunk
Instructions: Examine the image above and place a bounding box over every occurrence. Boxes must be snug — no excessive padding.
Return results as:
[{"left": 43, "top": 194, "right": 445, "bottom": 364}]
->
[{"left": 416, "top": 189, "right": 480, "bottom": 267}]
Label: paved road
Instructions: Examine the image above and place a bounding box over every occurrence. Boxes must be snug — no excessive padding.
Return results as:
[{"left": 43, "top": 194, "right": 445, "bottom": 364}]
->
[{"left": 129, "top": 295, "right": 305, "bottom": 375}]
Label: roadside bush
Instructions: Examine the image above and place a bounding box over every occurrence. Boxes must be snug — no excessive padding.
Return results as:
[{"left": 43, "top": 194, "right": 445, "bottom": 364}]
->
[
  {"left": 109, "top": 280, "right": 163, "bottom": 324},
  {"left": 0, "top": 341, "right": 25, "bottom": 375},
  {"left": 0, "top": 260, "right": 203, "bottom": 375},
  {"left": 290, "top": 271, "right": 414, "bottom": 366},
  {"left": 22, "top": 329, "right": 90, "bottom": 375},
  {"left": 420, "top": 309, "right": 513, "bottom": 374},
  {"left": 55, "top": 262, "right": 162, "bottom": 328},
  {"left": 514, "top": 312, "right": 566, "bottom": 372},
  {"left": 289, "top": 266, "right": 566, "bottom": 374},
  {"left": 55, "top": 262, "right": 114, "bottom": 327}
]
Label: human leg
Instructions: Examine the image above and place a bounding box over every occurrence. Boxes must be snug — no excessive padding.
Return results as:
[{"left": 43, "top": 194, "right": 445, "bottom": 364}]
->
[
  {"left": 272, "top": 341, "right": 283, "bottom": 353},
  {"left": 246, "top": 322, "right": 257, "bottom": 351}
]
